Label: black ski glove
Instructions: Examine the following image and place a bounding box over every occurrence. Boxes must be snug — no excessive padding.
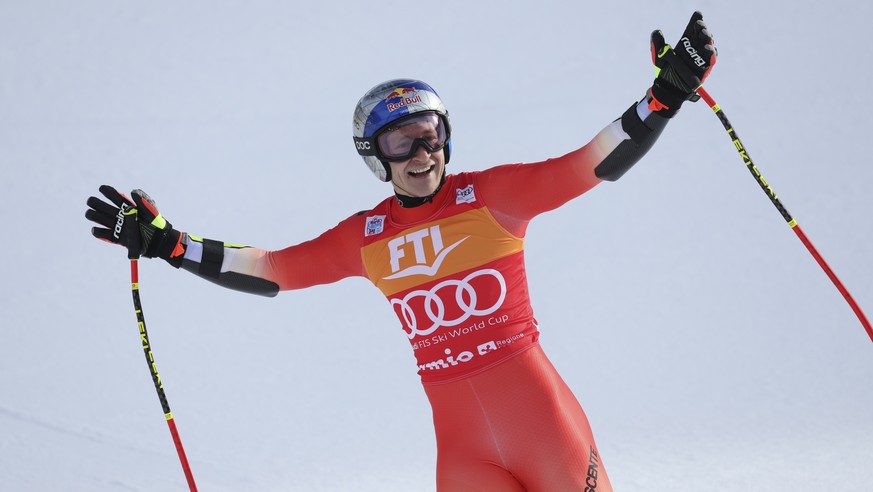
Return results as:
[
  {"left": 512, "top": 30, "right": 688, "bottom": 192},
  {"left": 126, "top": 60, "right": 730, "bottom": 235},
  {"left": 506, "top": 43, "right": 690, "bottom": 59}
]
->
[
  {"left": 86, "top": 185, "right": 185, "bottom": 265},
  {"left": 648, "top": 11, "right": 718, "bottom": 117}
]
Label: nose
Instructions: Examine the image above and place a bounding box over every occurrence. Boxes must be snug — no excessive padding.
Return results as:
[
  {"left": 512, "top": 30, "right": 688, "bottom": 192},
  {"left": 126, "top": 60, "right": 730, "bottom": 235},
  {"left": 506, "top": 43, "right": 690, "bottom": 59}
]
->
[{"left": 409, "top": 143, "right": 432, "bottom": 162}]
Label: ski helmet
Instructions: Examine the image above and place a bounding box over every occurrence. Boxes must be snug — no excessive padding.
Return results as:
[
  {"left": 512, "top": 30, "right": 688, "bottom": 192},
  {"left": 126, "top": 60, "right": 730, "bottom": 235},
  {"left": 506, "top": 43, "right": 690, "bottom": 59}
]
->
[{"left": 353, "top": 79, "right": 452, "bottom": 182}]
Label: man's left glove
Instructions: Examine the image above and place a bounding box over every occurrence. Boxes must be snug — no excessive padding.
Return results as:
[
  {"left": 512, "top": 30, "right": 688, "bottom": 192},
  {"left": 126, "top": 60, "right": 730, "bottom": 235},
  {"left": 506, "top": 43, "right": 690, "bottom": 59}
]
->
[
  {"left": 86, "top": 185, "right": 185, "bottom": 265},
  {"left": 648, "top": 11, "right": 718, "bottom": 117}
]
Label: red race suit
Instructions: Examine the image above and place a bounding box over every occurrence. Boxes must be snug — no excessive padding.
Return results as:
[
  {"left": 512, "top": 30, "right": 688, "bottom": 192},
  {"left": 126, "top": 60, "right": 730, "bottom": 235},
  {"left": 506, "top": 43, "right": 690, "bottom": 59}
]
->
[{"left": 176, "top": 101, "right": 663, "bottom": 491}]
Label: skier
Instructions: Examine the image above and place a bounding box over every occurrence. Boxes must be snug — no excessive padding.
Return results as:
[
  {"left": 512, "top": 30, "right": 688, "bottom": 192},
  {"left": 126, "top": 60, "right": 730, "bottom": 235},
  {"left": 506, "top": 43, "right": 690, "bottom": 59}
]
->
[{"left": 87, "top": 12, "right": 716, "bottom": 492}]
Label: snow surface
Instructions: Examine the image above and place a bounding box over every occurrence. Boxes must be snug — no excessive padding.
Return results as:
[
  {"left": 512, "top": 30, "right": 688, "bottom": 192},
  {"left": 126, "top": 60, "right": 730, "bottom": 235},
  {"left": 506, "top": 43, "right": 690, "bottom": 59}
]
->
[{"left": 2, "top": 1, "right": 872, "bottom": 490}]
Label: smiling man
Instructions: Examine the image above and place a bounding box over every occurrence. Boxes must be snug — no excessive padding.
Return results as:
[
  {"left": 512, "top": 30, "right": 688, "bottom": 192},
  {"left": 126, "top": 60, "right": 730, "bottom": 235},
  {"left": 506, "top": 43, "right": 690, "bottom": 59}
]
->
[
  {"left": 380, "top": 111, "right": 448, "bottom": 200},
  {"left": 87, "top": 12, "right": 717, "bottom": 491}
]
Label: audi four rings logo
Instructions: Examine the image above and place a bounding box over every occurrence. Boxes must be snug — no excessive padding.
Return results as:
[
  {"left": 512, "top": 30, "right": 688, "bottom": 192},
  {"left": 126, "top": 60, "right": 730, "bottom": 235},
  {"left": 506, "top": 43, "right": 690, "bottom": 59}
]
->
[{"left": 391, "top": 269, "right": 507, "bottom": 339}]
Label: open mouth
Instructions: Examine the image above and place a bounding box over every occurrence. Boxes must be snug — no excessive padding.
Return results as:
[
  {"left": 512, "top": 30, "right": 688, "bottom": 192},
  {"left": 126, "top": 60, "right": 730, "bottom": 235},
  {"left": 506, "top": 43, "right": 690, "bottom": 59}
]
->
[{"left": 408, "top": 165, "right": 435, "bottom": 177}]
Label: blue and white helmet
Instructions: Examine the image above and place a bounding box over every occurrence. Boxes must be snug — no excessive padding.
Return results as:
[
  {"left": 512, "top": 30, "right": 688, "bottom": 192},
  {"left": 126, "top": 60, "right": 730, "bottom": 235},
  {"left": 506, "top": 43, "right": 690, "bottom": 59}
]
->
[{"left": 353, "top": 79, "right": 452, "bottom": 182}]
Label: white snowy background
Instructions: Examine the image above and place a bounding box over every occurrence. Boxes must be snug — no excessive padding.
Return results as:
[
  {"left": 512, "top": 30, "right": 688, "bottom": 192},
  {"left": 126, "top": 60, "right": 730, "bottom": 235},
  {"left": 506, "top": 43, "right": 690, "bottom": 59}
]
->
[{"left": 2, "top": 1, "right": 872, "bottom": 491}]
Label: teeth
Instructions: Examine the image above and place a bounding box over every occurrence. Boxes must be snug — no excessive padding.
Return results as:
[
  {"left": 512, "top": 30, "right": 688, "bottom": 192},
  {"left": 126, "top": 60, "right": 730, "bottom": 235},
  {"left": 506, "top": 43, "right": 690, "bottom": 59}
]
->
[{"left": 409, "top": 166, "right": 433, "bottom": 175}]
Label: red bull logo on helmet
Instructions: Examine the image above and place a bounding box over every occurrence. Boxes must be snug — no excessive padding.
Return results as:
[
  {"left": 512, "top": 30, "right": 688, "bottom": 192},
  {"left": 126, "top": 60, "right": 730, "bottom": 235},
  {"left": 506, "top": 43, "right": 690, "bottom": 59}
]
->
[{"left": 385, "top": 87, "right": 422, "bottom": 112}]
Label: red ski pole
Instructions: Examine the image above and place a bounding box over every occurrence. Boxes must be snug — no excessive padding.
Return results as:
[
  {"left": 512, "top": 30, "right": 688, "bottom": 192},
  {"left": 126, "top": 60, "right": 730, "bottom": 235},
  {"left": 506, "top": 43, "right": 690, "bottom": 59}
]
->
[
  {"left": 130, "top": 259, "right": 199, "bottom": 491},
  {"left": 695, "top": 86, "right": 873, "bottom": 344}
]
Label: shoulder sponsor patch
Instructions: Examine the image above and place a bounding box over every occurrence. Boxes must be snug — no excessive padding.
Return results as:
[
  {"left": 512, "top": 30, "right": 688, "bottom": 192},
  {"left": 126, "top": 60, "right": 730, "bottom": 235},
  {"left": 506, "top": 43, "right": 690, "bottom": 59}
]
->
[
  {"left": 365, "top": 215, "right": 386, "bottom": 236},
  {"left": 456, "top": 184, "right": 476, "bottom": 205}
]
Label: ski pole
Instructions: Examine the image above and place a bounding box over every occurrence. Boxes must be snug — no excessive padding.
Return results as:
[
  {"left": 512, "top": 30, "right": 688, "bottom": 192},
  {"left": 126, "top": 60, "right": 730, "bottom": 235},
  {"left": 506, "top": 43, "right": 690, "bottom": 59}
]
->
[
  {"left": 130, "top": 259, "right": 199, "bottom": 491},
  {"left": 695, "top": 86, "right": 873, "bottom": 344}
]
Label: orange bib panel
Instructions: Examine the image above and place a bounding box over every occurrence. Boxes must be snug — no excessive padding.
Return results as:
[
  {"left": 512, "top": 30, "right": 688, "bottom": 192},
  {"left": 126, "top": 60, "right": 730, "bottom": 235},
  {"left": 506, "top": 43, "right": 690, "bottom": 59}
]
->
[{"left": 361, "top": 173, "right": 539, "bottom": 383}]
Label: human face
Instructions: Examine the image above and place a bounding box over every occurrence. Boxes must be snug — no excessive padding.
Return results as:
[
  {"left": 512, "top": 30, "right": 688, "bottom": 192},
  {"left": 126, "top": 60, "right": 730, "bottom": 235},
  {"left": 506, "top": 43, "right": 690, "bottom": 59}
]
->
[{"left": 380, "top": 113, "right": 448, "bottom": 197}]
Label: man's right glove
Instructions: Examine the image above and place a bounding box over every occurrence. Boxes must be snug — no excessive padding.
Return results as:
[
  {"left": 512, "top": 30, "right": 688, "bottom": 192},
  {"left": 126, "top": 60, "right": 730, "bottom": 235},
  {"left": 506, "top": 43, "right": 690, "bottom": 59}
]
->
[
  {"left": 648, "top": 11, "right": 718, "bottom": 117},
  {"left": 86, "top": 185, "right": 186, "bottom": 266}
]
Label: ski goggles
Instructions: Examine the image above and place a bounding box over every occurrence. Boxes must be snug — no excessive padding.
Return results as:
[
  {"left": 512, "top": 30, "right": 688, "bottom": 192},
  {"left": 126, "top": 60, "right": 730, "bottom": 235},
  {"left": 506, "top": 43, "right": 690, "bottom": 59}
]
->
[{"left": 374, "top": 112, "right": 449, "bottom": 162}]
